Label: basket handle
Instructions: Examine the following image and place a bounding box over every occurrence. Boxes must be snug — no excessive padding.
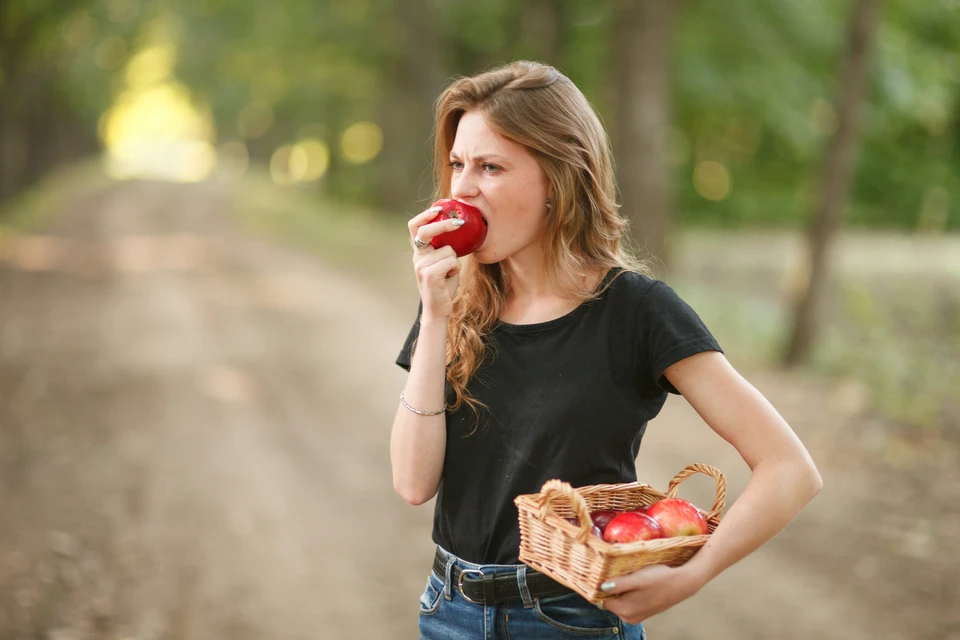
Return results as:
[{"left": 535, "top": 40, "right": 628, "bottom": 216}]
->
[
  {"left": 536, "top": 479, "right": 595, "bottom": 544},
  {"left": 664, "top": 463, "right": 726, "bottom": 521}
]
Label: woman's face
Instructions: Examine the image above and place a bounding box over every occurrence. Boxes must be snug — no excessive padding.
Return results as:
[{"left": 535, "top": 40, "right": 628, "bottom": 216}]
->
[{"left": 448, "top": 110, "right": 551, "bottom": 265}]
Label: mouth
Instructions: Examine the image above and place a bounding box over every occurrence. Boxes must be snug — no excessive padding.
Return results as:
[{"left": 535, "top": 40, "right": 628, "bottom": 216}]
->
[{"left": 453, "top": 198, "right": 488, "bottom": 227}]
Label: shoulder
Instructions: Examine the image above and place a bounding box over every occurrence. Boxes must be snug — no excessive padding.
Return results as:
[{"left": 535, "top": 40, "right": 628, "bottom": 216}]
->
[
  {"left": 603, "top": 268, "right": 662, "bottom": 306},
  {"left": 602, "top": 269, "right": 707, "bottom": 329}
]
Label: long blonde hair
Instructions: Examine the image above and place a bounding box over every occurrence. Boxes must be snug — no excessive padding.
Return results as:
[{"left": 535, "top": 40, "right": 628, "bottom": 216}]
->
[{"left": 431, "top": 61, "right": 651, "bottom": 418}]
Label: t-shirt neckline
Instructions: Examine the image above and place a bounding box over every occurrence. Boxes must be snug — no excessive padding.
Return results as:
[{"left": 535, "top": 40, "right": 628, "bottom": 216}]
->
[{"left": 495, "top": 267, "right": 621, "bottom": 334}]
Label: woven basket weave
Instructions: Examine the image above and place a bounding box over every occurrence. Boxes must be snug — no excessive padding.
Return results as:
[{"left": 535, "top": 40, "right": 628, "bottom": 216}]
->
[{"left": 514, "top": 463, "right": 726, "bottom": 603}]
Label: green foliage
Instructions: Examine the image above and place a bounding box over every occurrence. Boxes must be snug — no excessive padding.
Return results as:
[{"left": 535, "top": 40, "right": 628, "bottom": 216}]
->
[{"left": 5, "top": 0, "right": 960, "bottom": 228}]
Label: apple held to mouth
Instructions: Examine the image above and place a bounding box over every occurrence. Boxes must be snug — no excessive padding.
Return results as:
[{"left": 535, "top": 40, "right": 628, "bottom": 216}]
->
[
  {"left": 428, "top": 199, "right": 488, "bottom": 257},
  {"left": 644, "top": 498, "right": 709, "bottom": 537},
  {"left": 602, "top": 511, "right": 664, "bottom": 543}
]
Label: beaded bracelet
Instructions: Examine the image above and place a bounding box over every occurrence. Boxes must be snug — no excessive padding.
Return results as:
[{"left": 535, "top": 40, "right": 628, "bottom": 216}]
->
[{"left": 400, "top": 392, "right": 446, "bottom": 416}]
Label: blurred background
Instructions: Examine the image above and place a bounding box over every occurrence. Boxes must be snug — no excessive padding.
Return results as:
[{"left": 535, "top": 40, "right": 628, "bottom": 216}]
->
[{"left": 1, "top": 0, "right": 958, "bottom": 638}]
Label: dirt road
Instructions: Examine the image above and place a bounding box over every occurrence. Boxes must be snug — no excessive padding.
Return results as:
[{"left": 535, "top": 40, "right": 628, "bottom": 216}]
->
[{"left": 0, "top": 181, "right": 956, "bottom": 639}]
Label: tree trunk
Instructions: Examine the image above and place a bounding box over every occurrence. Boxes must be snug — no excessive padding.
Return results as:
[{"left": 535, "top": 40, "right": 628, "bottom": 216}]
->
[
  {"left": 375, "top": 0, "right": 445, "bottom": 213},
  {"left": 516, "top": 0, "right": 564, "bottom": 66},
  {"left": 612, "top": 0, "right": 678, "bottom": 271},
  {"left": 783, "top": 0, "right": 881, "bottom": 366}
]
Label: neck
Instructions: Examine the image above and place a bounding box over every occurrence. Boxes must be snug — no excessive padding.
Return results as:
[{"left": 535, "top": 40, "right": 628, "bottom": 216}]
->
[{"left": 501, "top": 246, "right": 553, "bottom": 301}]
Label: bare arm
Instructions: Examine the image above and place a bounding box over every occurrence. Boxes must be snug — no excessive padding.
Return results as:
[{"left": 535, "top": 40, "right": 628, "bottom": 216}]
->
[
  {"left": 390, "top": 316, "right": 449, "bottom": 505},
  {"left": 390, "top": 207, "right": 464, "bottom": 505},
  {"left": 667, "top": 351, "right": 822, "bottom": 582},
  {"left": 604, "top": 351, "right": 822, "bottom": 623}
]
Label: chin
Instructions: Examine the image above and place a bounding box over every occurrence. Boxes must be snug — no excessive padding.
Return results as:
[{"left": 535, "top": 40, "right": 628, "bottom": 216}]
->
[{"left": 469, "top": 246, "right": 499, "bottom": 265}]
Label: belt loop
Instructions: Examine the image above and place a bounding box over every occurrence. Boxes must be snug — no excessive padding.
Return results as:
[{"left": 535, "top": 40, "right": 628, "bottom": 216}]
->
[
  {"left": 443, "top": 556, "right": 456, "bottom": 600},
  {"left": 517, "top": 566, "right": 534, "bottom": 608}
]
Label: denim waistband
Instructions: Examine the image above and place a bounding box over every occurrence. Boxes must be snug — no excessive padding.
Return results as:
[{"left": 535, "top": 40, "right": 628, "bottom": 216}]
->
[
  {"left": 433, "top": 546, "right": 527, "bottom": 575},
  {"left": 432, "top": 546, "right": 551, "bottom": 606}
]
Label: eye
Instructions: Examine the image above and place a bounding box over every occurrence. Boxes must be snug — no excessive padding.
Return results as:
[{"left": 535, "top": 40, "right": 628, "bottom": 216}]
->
[
  {"left": 448, "top": 160, "right": 463, "bottom": 170},
  {"left": 483, "top": 163, "right": 501, "bottom": 173}
]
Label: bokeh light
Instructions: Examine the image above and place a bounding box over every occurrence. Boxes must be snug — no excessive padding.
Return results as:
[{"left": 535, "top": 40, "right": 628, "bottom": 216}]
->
[
  {"left": 99, "top": 22, "right": 215, "bottom": 182},
  {"left": 693, "top": 160, "right": 732, "bottom": 201},
  {"left": 340, "top": 121, "right": 383, "bottom": 164},
  {"left": 291, "top": 138, "right": 330, "bottom": 182},
  {"left": 269, "top": 145, "right": 295, "bottom": 185},
  {"left": 269, "top": 138, "right": 330, "bottom": 185},
  {"left": 125, "top": 44, "right": 175, "bottom": 89}
]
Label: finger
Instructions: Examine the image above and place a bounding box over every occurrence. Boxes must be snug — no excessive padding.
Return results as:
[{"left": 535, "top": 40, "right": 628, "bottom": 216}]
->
[
  {"left": 420, "top": 255, "right": 461, "bottom": 281},
  {"left": 599, "top": 565, "right": 668, "bottom": 596},
  {"left": 407, "top": 205, "right": 444, "bottom": 235},
  {"left": 413, "top": 217, "right": 466, "bottom": 246},
  {"left": 415, "top": 245, "right": 457, "bottom": 268}
]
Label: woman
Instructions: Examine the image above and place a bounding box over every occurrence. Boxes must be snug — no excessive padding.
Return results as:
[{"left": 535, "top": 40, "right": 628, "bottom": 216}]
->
[{"left": 391, "top": 61, "right": 822, "bottom": 639}]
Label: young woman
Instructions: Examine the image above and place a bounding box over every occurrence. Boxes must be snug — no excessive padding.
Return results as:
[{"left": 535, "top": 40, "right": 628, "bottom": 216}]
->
[{"left": 391, "top": 61, "right": 822, "bottom": 639}]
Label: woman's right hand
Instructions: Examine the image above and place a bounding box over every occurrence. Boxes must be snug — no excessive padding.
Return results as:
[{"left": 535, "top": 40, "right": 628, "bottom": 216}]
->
[{"left": 408, "top": 205, "right": 465, "bottom": 321}]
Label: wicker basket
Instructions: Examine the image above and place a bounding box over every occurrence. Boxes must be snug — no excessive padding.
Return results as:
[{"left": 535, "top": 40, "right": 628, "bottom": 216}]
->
[{"left": 514, "top": 463, "right": 726, "bottom": 603}]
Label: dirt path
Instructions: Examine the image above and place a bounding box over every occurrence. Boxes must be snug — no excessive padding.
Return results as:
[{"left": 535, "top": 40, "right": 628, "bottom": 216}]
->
[{"left": 0, "top": 181, "right": 956, "bottom": 639}]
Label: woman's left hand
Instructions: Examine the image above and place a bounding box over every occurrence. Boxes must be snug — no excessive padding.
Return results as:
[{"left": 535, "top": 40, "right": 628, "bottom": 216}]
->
[{"left": 598, "top": 564, "right": 705, "bottom": 625}]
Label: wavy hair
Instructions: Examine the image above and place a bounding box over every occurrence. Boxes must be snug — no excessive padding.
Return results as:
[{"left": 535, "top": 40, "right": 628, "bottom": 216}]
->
[{"left": 429, "top": 61, "right": 652, "bottom": 421}]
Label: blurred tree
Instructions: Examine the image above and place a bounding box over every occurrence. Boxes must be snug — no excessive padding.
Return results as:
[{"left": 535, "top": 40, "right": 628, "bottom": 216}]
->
[
  {"left": 784, "top": 0, "right": 883, "bottom": 366},
  {"left": 513, "top": 0, "right": 565, "bottom": 66},
  {"left": 375, "top": 0, "right": 445, "bottom": 212},
  {"left": 0, "top": 0, "right": 99, "bottom": 204},
  {"left": 612, "top": 0, "right": 679, "bottom": 268}
]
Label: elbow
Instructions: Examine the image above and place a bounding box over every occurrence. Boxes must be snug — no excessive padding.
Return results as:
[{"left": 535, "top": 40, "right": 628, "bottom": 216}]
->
[
  {"left": 807, "top": 462, "right": 824, "bottom": 500},
  {"left": 796, "top": 454, "right": 823, "bottom": 504},
  {"left": 394, "top": 479, "right": 437, "bottom": 506}
]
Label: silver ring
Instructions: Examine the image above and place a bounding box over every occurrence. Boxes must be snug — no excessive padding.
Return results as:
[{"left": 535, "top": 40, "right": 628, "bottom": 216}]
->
[{"left": 414, "top": 235, "right": 431, "bottom": 250}]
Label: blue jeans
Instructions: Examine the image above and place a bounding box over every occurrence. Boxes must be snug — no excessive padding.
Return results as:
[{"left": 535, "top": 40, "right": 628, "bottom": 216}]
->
[{"left": 419, "top": 547, "right": 645, "bottom": 639}]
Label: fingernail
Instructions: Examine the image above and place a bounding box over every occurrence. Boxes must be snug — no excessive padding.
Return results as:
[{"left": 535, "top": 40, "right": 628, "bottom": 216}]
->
[
  {"left": 451, "top": 219, "right": 465, "bottom": 226},
  {"left": 430, "top": 206, "right": 442, "bottom": 212},
  {"left": 600, "top": 581, "right": 616, "bottom": 592}
]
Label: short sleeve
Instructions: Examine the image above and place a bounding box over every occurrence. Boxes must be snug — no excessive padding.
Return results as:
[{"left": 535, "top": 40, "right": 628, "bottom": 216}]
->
[
  {"left": 395, "top": 301, "right": 422, "bottom": 371},
  {"left": 635, "top": 281, "right": 722, "bottom": 395}
]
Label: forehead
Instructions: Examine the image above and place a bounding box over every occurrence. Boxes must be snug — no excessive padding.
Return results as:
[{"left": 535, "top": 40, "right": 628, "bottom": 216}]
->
[{"left": 451, "top": 111, "right": 529, "bottom": 158}]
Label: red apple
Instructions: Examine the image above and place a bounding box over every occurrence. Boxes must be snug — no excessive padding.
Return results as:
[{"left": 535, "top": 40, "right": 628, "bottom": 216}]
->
[
  {"left": 602, "top": 511, "right": 663, "bottom": 543},
  {"left": 644, "top": 498, "right": 709, "bottom": 537},
  {"left": 589, "top": 510, "right": 621, "bottom": 534},
  {"left": 428, "top": 199, "right": 487, "bottom": 257},
  {"left": 563, "top": 517, "right": 604, "bottom": 538}
]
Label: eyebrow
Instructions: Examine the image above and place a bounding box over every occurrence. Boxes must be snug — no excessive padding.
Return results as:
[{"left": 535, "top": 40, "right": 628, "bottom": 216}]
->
[{"left": 449, "top": 152, "right": 510, "bottom": 164}]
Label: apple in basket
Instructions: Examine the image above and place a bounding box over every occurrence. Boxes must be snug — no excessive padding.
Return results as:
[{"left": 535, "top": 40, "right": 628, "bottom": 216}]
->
[
  {"left": 589, "top": 510, "right": 621, "bottom": 534},
  {"left": 644, "top": 498, "right": 709, "bottom": 537},
  {"left": 602, "top": 512, "right": 663, "bottom": 543},
  {"left": 563, "top": 518, "right": 603, "bottom": 538}
]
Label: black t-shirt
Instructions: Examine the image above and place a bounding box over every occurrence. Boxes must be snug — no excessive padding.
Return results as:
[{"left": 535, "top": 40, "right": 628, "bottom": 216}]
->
[{"left": 395, "top": 268, "right": 722, "bottom": 565}]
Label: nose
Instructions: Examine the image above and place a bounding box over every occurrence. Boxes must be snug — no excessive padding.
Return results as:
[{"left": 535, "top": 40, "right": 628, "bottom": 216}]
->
[{"left": 450, "top": 167, "right": 479, "bottom": 200}]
